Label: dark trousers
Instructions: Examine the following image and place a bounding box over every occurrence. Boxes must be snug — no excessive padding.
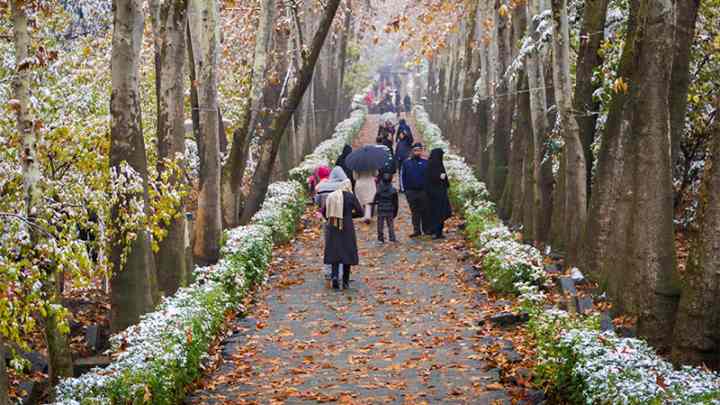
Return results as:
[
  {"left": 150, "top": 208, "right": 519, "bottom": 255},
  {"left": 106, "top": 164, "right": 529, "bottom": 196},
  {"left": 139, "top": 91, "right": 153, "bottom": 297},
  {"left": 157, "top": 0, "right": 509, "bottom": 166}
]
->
[
  {"left": 430, "top": 219, "right": 445, "bottom": 237},
  {"left": 377, "top": 215, "right": 396, "bottom": 241},
  {"left": 405, "top": 189, "right": 427, "bottom": 234},
  {"left": 331, "top": 263, "right": 351, "bottom": 288}
]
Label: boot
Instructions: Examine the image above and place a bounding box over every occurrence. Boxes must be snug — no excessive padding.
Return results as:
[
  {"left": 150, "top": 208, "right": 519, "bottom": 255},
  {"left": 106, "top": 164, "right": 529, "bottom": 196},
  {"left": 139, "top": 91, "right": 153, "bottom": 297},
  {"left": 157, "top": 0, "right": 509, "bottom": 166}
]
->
[{"left": 342, "top": 266, "right": 351, "bottom": 290}]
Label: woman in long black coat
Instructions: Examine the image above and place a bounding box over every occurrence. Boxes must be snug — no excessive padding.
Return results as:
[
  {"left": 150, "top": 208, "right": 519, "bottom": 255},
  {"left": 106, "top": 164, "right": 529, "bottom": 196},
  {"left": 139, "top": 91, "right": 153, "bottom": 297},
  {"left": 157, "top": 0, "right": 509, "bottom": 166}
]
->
[
  {"left": 323, "top": 180, "right": 363, "bottom": 289},
  {"left": 424, "top": 148, "right": 452, "bottom": 239}
]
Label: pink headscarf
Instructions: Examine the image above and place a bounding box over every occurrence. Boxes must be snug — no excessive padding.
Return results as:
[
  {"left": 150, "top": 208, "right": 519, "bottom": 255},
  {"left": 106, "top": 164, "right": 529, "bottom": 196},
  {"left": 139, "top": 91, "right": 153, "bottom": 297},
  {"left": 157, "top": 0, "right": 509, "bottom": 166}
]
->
[{"left": 315, "top": 166, "right": 331, "bottom": 181}]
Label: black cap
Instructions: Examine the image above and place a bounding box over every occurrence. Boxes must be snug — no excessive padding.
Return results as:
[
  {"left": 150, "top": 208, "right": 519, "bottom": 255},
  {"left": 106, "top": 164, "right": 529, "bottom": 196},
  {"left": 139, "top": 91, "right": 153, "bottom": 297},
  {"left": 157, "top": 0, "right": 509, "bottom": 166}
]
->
[{"left": 412, "top": 142, "right": 424, "bottom": 149}]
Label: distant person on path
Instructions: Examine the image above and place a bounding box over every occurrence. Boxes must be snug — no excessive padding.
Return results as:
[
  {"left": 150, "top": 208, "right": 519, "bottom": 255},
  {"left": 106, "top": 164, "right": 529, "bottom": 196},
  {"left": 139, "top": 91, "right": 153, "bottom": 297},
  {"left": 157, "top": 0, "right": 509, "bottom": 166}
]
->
[
  {"left": 395, "top": 92, "right": 402, "bottom": 115},
  {"left": 335, "top": 145, "right": 355, "bottom": 189},
  {"left": 354, "top": 170, "right": 377, "bottom": 224},
  {"left": 424, "top": 148, "right": 452, "bottom": 240},
  {"left": 322, "top": 178, "right": 363, "bottom": 290},
  {"left": 395, "top": 121, "right": 414, "bottom": 192},
  {"left": 377, "top": 120, "right": 395, "bottom": 149},
  {"left": 404, "top": 94, "right": 412, "bottom": 114},
  {"left": 373, "top": 172, "right": 399, "bottom": 243},
  {"left": 316, "top": 167, "right": 350, "bottom": 281},
  {"left": 402, "top": 143, "right": 429, "bottom": 237},
  {"left": 396, "top": 119, "right": 413, "bottom": 144}
]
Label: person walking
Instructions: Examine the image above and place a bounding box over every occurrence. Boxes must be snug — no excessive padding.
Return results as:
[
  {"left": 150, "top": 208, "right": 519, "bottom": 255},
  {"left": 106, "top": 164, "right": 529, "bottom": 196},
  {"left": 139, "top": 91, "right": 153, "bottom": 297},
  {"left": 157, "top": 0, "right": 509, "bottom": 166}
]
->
[
  {"left": 395, "top": 119, "right": 413, "bottom": 144},
  {"left": 373, "top": 172, "right": 399, "bottom": 243},
  {"left": 395, "top": 123, "right": 413, "bottom": 193},
  {"left": 335, "top": 145, "right": 355, "bottom": 189},
  {"left": 402, "top": 143, "right": 429, "bottom": 237},
  {"left": 403, "top": 94, "right": 412, "bottom": 114},
  {"left": 424, "top": 148, "right": 452, "bottom": 239},
  {"left": 316, "top": 167, "right": 350, "bottom": 282},
  {"left": 354, "top": 170, "right": 377, "bottom": 224},
  {"left": 323, "top": 178, "right": 363, "bottom": 290}
]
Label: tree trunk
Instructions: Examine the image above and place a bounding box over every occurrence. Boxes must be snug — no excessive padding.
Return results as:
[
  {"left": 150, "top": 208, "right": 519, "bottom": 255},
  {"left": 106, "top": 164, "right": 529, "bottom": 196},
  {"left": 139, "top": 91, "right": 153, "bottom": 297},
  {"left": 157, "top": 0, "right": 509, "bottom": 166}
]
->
[
  {"left": 573, "top": 0, "right": 610, "bottom": 196},
  {"left": 513, "top": 75, "right": 533, "bottom": 230},
  {"left": 551, "top": 0, "right": 587, "bottom": 265},
  {"left": 671, "top": 100, "right": 720, "bottom": 368},
  {"left": 150, "top": 0, "right": 189, "bottom": 296},
  {"left": 220, "top": 0, "right": 276, "bottom": 228},
  {"left": 0, "top": 335, "right": 7, "bottom": 405},
  {"left": 583, "top": 1, "right": 641, "bottom": 284},
  {"left": 460, "top": 0, "right": 480, "bottom": 166},
  {"left": 12, "top": 0, "right": 75, "bottom": 387},
  {"left": 240, "top": 0, "right": 343, "bottom": 223},
  {"left": 491, "top": 0, "right": 512, "bottom": 200},
  {"left": 109, "top": 0, "right": 159, "bottom": 333},
  {"left": 625, "top": 0, "right": 679, "bottom": 348},
  {"left": 188, "top": 0, "right": 222, "bottom": 266},
  {"left": 669, "top": 0, "right": 700, "bottom": 179},
  {"left": 526, "top": 0, "right": 549, "bottom": 242}
]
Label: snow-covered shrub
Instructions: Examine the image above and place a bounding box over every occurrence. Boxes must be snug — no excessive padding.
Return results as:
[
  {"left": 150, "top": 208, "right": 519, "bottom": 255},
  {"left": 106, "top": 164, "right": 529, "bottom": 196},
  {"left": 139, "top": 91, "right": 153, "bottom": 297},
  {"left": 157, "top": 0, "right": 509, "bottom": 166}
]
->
[
  {"left": 250, "top": 181, "right": 306, "bottom": 243},
  {"left": 53, "top": 224, "right": 273, "bottom": 405},
  {"left": 560, "top": 330, "right": 720, "bottom": 404},
  {"left": 476, "top": 225, "right": 547, "bottom": 294}
]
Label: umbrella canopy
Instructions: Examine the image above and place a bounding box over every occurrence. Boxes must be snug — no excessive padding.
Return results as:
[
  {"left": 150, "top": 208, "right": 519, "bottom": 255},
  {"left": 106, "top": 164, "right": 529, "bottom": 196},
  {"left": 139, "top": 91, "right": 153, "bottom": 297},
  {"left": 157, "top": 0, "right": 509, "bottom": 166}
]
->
[{"left": 345, "top": 145, "right": 390, "bottom": 172}]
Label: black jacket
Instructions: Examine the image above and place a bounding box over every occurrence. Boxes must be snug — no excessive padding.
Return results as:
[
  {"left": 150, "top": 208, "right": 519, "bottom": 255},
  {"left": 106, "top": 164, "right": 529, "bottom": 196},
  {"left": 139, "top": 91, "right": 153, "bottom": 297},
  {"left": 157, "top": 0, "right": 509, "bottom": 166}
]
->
[
  {"left": 373, "top": 182, "right": 399, "bottom": 218},
  {"left": 424, "top": 149, "right": 452, "bottom": 232},
  {"left": 323, "top": 192, "right": 363, "bottom": 265}
]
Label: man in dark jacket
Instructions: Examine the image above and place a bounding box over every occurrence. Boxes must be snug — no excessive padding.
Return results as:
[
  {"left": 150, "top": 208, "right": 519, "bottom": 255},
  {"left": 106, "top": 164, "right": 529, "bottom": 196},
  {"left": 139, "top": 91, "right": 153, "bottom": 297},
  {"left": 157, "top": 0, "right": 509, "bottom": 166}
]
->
[
  {"left": 401, "top": 143, "right": 428, "bottom": 237},
  {"left": 373, "top": 173, "right": 399, "bottom": 243},
  {"left": 403, "top": 94, "right": 412, "bottom": 114}
]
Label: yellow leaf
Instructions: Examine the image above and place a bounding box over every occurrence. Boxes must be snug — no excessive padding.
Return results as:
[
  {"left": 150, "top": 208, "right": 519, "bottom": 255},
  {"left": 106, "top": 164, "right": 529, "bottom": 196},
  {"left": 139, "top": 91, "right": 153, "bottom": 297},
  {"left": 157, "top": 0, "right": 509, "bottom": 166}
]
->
[{"left": 499, "top": 4, "right": 509, "bottom": 18}]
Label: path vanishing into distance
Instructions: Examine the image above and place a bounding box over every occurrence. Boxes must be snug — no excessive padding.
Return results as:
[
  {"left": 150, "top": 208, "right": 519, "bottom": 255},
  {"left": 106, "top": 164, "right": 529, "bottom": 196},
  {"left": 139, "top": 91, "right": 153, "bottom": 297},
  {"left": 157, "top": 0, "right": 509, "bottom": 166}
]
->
[{"left": 185, "top": 115, "right": 519, "bottom": 404}]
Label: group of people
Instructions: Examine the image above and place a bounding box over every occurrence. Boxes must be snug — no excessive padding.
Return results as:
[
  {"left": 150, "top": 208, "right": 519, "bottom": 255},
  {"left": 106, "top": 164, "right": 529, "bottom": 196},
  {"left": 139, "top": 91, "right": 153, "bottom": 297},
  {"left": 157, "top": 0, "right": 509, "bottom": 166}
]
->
[
  {"left": 306, "top": 119, "right": 452, "bottom": 291},
  {"left": 365, "top": 90, "right": 412, "bottom": 116}
]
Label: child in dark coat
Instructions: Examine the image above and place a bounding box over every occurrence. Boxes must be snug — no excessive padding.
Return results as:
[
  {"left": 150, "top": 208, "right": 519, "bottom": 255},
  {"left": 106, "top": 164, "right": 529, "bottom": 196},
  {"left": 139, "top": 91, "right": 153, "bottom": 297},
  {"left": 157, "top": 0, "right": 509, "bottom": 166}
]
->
[{"left": 373, "top": 173, "right": 399, "bottom": 243}]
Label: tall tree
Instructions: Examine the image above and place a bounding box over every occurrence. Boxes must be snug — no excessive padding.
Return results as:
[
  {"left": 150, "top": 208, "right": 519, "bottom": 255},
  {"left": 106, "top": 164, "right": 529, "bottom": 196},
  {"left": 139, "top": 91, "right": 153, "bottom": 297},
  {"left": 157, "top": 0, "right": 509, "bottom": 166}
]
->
[
  {"left": 490, "top": 0, "right": 512, "bottom": 199},
  {"left": 221, "top": 0, "right": 276, "bottom": 228},
  {"left": 525, "top": 0, "right": 549, "bottom": 242},
  {"left": 573, "top": 0, "right": 610, "bottom": 195},
  {"left": 188, "top": 0, "right": 222, "bottom": 265},
  {"left": 149, "top": 0, "right": 189, "bottom": 295},
  {"left": 671, "top": 100, "right": 720, "bottom": 368},
  {"left": 240, "top": 0, "right": 344, "bottom": 223},
  {"left": 109, "top": 0, "right": 159, "bottom": 332},
  {"left": 459, "top": 0, "right": 481, "bottom": 167},
  {"left": 551, "top": 0, "right": 587, "bottom": 264},
  {"left": 585, "top": 0, "right": 680, "bottom": 348},
  {"left": 12, "top": 0, "right": 74, "bottom": 387}
]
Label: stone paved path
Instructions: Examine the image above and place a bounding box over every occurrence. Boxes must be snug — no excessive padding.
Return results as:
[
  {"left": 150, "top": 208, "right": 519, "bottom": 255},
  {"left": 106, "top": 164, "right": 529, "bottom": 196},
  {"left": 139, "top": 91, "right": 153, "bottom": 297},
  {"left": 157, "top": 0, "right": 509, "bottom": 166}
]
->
[{"left": 185, "top": 115, "right": 511, "bottom": 404}]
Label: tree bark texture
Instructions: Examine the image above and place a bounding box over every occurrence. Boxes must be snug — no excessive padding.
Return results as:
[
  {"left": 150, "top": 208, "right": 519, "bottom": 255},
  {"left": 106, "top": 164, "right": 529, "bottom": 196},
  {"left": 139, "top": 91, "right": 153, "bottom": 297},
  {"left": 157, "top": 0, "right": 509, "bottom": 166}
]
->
[
  {"left": 669, "top": 0, "right": 700, "bottom": 178},
  {"left": 491, "top": 0, "right": 512, "bottom": 199},
  {"left": 671, "top": 100, "right": 720, "bottom": 368},
  {"left": 526, "top": 0, "right": 549, "bottom": 242},
  {"left": 109, "top": 0, "right": 159, "bottom": 333},
  {"left": 151, "top": 0, "right": 189, "bottom": 296},
  {"left": 573, "top": 0, "right": 610, "bottom": 196},
  {"left": 551, "top": 0, "right": 587, "bottom": 265},
  {"left": 188, "top": 0, "right": 222, "bottom": 266}
]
